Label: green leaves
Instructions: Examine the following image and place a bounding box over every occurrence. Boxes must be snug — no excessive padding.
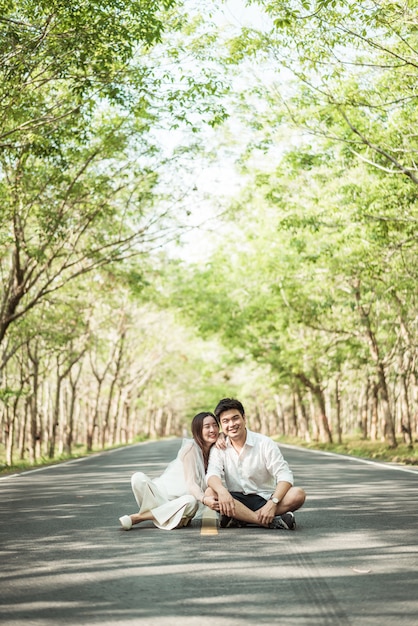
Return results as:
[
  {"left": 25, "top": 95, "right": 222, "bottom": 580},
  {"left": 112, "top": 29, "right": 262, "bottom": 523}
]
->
[{"left": 0, "top": 0, "right": 234, "bottom": 350}]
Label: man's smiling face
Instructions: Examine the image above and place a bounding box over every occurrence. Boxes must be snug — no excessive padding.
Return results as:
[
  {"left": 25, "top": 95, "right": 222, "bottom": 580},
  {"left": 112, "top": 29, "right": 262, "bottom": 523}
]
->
[{"left": 219, "top": 408, "right": 246, "bottom": 443}]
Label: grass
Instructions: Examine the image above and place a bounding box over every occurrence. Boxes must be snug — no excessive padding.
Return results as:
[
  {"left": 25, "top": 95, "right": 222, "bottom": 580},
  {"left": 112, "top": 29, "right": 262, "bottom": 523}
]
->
[{"left": 275, "top": 435, "right": 418, "bottom": 466}]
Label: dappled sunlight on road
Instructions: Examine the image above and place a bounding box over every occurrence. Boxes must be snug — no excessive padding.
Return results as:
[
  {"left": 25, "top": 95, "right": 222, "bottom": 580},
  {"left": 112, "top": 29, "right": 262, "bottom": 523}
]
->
[{"left": 1, "top": 440, "right": 417, "bottom": 625}]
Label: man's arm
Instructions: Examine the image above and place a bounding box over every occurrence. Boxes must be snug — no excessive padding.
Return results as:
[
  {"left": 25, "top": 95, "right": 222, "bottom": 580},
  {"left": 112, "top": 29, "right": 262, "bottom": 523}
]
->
[
  {"left": 265, "top": 439, "right": 294, "bottom": 485},
  {"left": 207, "top": 475, "right": 236, "bottom": 517},
  {"left": 206, "top": 446, "right": 236, "bottom": 517}
]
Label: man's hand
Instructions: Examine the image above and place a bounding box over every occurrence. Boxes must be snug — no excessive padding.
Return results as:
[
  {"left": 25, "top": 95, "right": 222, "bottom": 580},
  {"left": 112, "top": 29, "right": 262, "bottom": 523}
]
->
[
  {"left": 216, "top": 488, "right": 236, "bottom": 517},
  {"left": 256, "top": 500, "right": 276, "bottom": 526}
]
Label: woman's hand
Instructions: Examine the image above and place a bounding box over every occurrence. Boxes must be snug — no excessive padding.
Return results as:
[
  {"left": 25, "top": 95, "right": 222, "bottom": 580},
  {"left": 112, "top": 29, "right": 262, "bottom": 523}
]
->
[
  {"left": 203, "top": 495, "right": 219, "bottom": 511},
  {"left": 215, "top": 432, "right": 227, "bottom": 450}
]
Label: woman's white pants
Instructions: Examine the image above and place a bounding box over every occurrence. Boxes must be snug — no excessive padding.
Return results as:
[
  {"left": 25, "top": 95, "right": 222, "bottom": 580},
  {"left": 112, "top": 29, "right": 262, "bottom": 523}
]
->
[{"left": 131, "top": 471, "right": 198, "bottom": 530}]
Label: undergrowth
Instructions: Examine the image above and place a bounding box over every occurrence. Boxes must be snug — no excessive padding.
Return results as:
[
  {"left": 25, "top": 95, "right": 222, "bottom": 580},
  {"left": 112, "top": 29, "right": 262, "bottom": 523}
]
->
[{"left": 276, "top": 436, "right": 418, "bottom": 466}]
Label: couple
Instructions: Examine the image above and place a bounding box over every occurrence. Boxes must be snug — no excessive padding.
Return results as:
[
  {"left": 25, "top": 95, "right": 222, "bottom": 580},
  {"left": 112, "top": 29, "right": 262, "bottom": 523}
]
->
[{"left": 119, "top": 397, "right": 306, "bottom": 531}]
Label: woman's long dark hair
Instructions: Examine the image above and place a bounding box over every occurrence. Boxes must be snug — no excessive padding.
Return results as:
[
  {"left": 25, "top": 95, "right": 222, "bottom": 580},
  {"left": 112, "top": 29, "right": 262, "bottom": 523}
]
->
[{"left": 191, "top": 411, "right": 220, "bottom": 470}]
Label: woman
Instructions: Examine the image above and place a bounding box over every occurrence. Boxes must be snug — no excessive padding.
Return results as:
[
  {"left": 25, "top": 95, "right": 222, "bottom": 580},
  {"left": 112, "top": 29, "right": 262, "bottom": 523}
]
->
[{"left": 119, "top": 411, "right": 220, "bottom": 530}]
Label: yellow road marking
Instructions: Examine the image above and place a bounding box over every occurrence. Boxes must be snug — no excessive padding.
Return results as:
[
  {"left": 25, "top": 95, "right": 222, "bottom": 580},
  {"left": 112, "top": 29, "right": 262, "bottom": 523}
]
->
[{"left": 200, "top": 507, "right": 218, "bottom": 535}]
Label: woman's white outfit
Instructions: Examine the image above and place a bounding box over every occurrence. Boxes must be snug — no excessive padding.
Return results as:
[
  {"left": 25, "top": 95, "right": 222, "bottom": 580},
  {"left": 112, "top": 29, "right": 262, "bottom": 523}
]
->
[{"left": 126, "top": 439, "right": 207, "bottom": 530}]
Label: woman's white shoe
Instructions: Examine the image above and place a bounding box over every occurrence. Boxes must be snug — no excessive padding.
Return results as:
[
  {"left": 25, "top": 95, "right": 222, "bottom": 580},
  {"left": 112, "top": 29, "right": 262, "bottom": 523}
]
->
[{"left": 119, "top": 515, "right": 133, "bottom": 530}]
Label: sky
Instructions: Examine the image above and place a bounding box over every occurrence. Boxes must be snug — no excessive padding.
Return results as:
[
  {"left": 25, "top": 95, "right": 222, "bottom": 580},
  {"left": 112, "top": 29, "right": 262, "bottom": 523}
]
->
[{"left": 163, "top": 0, "right": 273, "bottom": 263}]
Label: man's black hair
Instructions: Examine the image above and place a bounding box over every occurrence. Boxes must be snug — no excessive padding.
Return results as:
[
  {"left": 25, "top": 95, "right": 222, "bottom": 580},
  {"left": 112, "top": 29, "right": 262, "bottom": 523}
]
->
[{"left": 214, "top": 398, "right": 245, "bottom": 419}]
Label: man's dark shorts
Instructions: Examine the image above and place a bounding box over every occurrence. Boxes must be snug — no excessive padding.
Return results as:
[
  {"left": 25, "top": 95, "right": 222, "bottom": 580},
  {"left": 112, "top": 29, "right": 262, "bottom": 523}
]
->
[{"left": 230, "top": 492, "right": 267, "bottom": 511}]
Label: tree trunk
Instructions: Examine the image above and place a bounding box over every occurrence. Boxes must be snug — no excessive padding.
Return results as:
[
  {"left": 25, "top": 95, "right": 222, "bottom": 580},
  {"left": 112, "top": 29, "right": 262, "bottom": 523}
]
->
[
  {"left": 18, "top": 397, "right": 29, "bottom": 460},
  {"left": 259, "top": 404, "right": 270, "bottom": 436},
  {"left": 290, "top": 392, "right": 298, "bottom": 437},
  {"left": 353, "top": 281, "right": 397, "bottom": 447},
  {"left": 295, "top": 386, "right": 311, "bottom": 442},
  {"left": 5, "top": 409, "right": 14, "bottom": 467},
  {"left": 251, "top": 404, "right": 262, "bottom": 433},
  {"left": 165, "top": 407, "right": 173, "bottom": 437},
  {"left": 27, "top": 343, "right": 40, "bottom": 464},
  {"left": 399, "top": 371, "right": 413, "bottom": 448},
  {"left": 49, "top": 374, "right": 62, "bottom": 459},
  {"left": 101, "top": 330, "right": 125, "bottom": 448},
  {"left": 335, "top": 376, "right": 342, "bottom": 445},
  {"left": 296, "top": 372, "right": 333, "bottom": 443},
  {"left": 370, "top": 382, "right": 379, "bottom": 441},
  {"left": 358, "top": 380, "right": 370, "bottom": 440},
  {"left": 273, "top": 394, "right": 285, "bottom": 436},
  {"left": 64, "top": 366, "right": 82, "bottom": 455},
  {"left": 377, "top": 363, "right": 397, "bottom": 447},
  {"left": 111, "top": 385, "right": 124, "bottom": 445}
]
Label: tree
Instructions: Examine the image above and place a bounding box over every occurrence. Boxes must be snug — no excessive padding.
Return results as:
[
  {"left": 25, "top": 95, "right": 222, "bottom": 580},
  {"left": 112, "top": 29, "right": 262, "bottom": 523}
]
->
[
  {"left": 227, "top": 1, "right": 418, "bottom": 185},
  {"left": 0, "top": 0, "right": 229, "bottom": 357},
  {"left": 163, "top": 135, "right": 418, "bottom": 446}
]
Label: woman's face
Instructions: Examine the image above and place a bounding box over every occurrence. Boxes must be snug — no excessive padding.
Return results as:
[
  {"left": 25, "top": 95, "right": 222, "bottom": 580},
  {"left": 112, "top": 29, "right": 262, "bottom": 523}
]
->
[{"left": 201, "top": 415, "right": 219, "bottom": 446}]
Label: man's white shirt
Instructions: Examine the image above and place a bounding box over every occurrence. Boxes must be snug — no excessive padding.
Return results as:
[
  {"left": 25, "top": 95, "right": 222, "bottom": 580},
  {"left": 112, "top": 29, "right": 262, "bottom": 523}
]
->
[{"left": 206, "top": 429, "right": 294, "bottom": 500}]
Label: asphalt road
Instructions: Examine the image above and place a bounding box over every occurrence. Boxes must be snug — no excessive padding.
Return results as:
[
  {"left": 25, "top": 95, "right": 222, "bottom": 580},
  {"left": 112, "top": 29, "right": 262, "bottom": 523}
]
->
[{"left": 0, "top": 439, "right": 417, "bottom": 626}]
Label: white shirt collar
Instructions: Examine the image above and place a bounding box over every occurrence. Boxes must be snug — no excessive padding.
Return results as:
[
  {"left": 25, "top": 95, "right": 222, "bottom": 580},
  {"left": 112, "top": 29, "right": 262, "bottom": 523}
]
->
[{"left": 226, "top": 428, "right": 255, "bottom": 448}]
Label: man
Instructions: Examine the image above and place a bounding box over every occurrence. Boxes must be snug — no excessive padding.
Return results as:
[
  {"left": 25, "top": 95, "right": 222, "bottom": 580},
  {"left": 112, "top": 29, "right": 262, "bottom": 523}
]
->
[{"left": 206, "top": 398, "right": 306, "bottom": 530}]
